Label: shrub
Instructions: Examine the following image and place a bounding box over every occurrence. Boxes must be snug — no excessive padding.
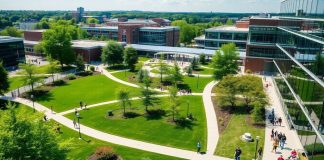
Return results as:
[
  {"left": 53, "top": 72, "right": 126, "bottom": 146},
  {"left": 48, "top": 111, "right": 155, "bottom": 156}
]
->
[
  {"left": 88, "top": 146, "right": 121, "bottom": 160},
  {"left": 251, "top": 101, "right": 265, "bottom": 124},
  {"left": 90, "top": 66, "right": 95, "bottom": 72},
  {"left": 77, "top": 71, "right": 93, "bottom": 77},
  {"left": 304, "top": 143, "right": 324, "bottom": 155},
  {"left": 53, "top": 80, "right": 65, "bottom": 86},
  {"left": 245, "top": 69, "right": 252, "bottom": 74},
  {"left": 67, "top": 74, "right": 76, "bottom": 80}
]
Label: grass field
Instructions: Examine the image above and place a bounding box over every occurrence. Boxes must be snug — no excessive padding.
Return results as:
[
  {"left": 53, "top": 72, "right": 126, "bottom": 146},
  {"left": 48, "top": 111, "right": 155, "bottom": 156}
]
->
[
  {"left": 215, "top": 114, "right": 265, "bottom": 160},
  {"left": 8, "top": 77, "right": 26, "bottom": 91},
  {"left": 16, "top": 65, "right": 74, "bottom": 75},
  {"left": 36, "top": 75, "right": 141, "bottom": 112},
  {"left": 66, "top": 96, "right": 207, "bottom": 151},
  {"left": 8, "top": 103, "right": 183, "bottom": 160}
]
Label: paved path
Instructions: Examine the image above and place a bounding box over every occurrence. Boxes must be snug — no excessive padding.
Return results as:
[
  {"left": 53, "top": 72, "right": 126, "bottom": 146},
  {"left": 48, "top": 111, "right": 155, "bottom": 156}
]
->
[
  {"left": 202, "top": 81, "right": 220, "bottom": 155},
  {"left": 262, "top": 77, "right": 304, "bottom": 160},
  {"left": 0, "top": 95, "right": 230, "bottom": 160}
]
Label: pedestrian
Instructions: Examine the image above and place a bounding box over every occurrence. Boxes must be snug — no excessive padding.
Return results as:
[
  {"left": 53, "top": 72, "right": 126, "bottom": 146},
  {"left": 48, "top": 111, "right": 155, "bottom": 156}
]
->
[
  {"left": 43, "top": 115, "right": 47, "bottom": 121},
  {"left": 234, "top": 147, "right": 242, "bottom": 160},
  {"left": 272, "top": 139, "right": 278, "bottom": 153},
  {"left": 73, "top": 119, "right": 77, "bottom": 128},
  {"left": 84, "top": 103, "right": 87, "bottom": 109},
  {"left": 271, "top": 132, "right": 274, "bottom": 141},
  {"left": 300, "top": 152, "right": 308, "bottom": 160},
  {"left": 80, "top": 101, "right": 83, "bottom": 109},
  {"left": 278, "top": 117, "right": 282, "bottom": 126},
  {"left": 74, "top": 108, "right": 77, "bottom": 115},
  {"left": 257, "top": 147, "right": 262, "bottom": 160},
  {"left": 289, "top": 149, "right": 297, "bottom": 159},
  {"left": 196, "top": 141, "right": 201, "bottom": 154},
  {"left": 281, "top": 134, "right": 286, "bottom": 150},
  {"left": 277, "top": 155, "right": 284, "bottom": 160}
]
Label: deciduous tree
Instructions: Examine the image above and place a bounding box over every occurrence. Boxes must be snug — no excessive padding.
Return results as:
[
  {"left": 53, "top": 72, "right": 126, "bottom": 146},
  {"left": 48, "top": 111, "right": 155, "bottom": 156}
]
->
[
  {"left": 101, "top": 41, "right": 124, "bottom": 66},
  {"left": 0, "top": 62, "right": 9, "bottom": 95},
  {"left": 123, "top": 47, "right": 138, "bottom": 71}
]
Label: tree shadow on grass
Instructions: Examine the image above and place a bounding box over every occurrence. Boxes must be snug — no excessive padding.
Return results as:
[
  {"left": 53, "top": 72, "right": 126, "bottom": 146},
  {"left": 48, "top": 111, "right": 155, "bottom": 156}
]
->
[
  {"left": 177, "top": 83, "right": 190, "bottom": 90},
  {"left": 123, "top": 111, "right": 141, "bottom": 119},
  {"left": 174, "top": 117, "right": 196, "bottom": 130},
  {"left": 145, "top": 109, "right": 167, "bottom": 120},
  {"left": 23, "top": 89, "right": 54, "bottom": 102},
  {"left": 106, "top": 65, "right": 126, "bottom": 71}
]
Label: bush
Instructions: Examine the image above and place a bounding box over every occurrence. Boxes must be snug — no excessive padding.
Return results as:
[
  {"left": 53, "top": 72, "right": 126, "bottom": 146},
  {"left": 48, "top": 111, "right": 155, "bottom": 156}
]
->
[
  {"left": 304, "top": 143, "right": 324, "bottom": 155},
  {"left": 67, "top": 74, "right": 76, "bottom": 80},
  {"left": 88, "top": 146, "right": 121, "bottom": 160},
  {"left": 76, "top": 71, "right": 93, "bottom": 77},
  {"left": 53, "top": 80, "right": 66, "bottom": 86},
  {"left": 90, "top": 66, "right": 95, "bottom": 72},
  {"left": 251, "top": 101, "right": 265, "bottom": 124}
]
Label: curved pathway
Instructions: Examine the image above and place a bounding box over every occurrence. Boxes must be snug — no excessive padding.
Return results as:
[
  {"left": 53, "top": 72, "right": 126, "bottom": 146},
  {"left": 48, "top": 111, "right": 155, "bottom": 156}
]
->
[
  {"left": 202, "top": 81, "right": 219, "bottom": 155},
  {"left": 0, "top": 95, "right": 229, "bottom": 160}
]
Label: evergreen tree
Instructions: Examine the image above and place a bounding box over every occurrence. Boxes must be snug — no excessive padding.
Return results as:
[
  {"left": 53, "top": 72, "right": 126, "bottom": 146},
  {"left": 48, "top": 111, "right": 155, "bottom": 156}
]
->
[{"left": 0, "top": 62, "right": 9, "bottom": 95}]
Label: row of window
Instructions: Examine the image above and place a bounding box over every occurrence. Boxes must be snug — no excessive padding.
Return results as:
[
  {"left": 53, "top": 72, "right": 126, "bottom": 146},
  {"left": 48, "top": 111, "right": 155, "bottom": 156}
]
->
[{"left": 205, "top": 32, "right": 248, "bottom": 40}]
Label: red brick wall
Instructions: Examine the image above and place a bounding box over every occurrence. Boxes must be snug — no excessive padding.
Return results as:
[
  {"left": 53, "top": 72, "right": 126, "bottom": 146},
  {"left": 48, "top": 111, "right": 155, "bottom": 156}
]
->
[
  {"left": 165, "top": 29, "right": 180, "bottom": 47},
  {"left": 236, "top": 21, "right": 249, "bottom": 28},
  {"left": 118, "top": 25, "right": 142, "bottom": 44},
  {"left": 24, "top": 31, "right": 44, "bottom": 41},
  {"left": 244, "top": 57, "right": 267, "bottom": 73}
]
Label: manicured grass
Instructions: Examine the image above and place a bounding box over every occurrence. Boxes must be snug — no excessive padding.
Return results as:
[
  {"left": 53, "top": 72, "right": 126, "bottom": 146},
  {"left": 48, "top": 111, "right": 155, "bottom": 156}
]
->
[
  {"left": 215, "top": 114, "right": 265, "bottom": 160},
  {"left": 112, "top": 71, "right": 213, "bottom": 93},
  {"left": 37, "top": 75, "right": 141, "bottom": 112},
  {"left": 16, "top": 65, "right": 74, "bottom": 75},
  {"left": 66, "top": 96, "right": 207, "bottom": 151},
  {"left": 182, "top": 76, "right": 214, "bottom": 93},
  {"left": 11, "top": 103, "right": 183, "bottom": 160},
  {"left": 194, "top": 67, "right": 214, "bottom": 75},
  {"left": 8, "top": 77, "right": 25, "bottom": 91}
]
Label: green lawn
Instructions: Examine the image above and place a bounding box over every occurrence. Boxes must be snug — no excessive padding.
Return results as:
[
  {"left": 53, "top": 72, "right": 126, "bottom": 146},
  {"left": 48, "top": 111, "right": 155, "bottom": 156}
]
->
[
  {"left": 112, "top": 71, "right": 213, "bottom": 93},
  {"left": 10, "top": 103, "right": 183, "bottom": 160},
  {"left": 194, "top": 67, "right": 214, "bottom": 75},
  {"left": 66, "top": 96, "right": 207, "bottom": 151},
  {"left": 37, "top": 75, "right": 141, "bottom": 112},
  {"left": 16, "top": 65, "right": 74, "bottom": 75},
  {"left": 215, "top": 114, "right": 265, "bottom": 160},
  {"left": 8, "top": 77, "right": 26, "bottom": 91}
]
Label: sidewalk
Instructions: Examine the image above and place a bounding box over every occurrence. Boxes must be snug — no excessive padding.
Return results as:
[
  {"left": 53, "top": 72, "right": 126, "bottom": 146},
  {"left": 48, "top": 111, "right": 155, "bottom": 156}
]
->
[{"left": 262, "top": 76, "right": 304, "bottom": 160}]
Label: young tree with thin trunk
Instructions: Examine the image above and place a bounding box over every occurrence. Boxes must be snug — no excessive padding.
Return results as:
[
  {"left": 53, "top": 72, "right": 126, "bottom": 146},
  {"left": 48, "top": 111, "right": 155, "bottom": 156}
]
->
[
  {"left": 20, "top": 64, "right": 43, "bottom": 94},
  {"left": 117, "top": 88, "right": 131, "bottom": 116},
  {"left": 46, "top": 60, "right": 59, "bottom": 83},
  {"left": 141, "top": 72, "right": 157, "bottom": 113},
  {"left": 123, "top": 47, "right": 138, "bottom": 71},
  {"left": 169, "top": 86, "right": 180, "bottom": 122}
]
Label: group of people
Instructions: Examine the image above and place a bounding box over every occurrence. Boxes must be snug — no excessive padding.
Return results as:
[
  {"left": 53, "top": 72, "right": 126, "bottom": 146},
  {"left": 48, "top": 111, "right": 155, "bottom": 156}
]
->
[
  {"left": 28, "top": 58, "right": 41, "bottom": 65},
  {"left": 269, "top": 108, "right": 283, "bottom": 126},
  {"left": 277, "top": 150, "right": 308, "bottom": 160},
  {"left": 271, "top": 129, "right": 287, "bottom": 153},
  {"left": 178, "top": 89, "right": 192, "bottom": 95}
]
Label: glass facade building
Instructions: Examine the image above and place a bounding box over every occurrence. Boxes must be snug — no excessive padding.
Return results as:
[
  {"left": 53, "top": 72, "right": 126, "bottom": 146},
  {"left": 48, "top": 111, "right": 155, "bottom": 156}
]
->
[
  {"left": 281, "top": 0, "right": 324, "bottom": 17},
  {"left": 0, "top": 36, "right": 25, "bottom": 68}
]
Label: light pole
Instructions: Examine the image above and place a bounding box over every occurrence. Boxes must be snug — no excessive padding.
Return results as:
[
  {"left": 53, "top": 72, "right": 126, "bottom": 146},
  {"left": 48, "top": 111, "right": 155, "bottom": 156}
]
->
[
  {"left": 196, "top": 73, "right": 200, "bottom": 89},
  {"left": 76, "top": 112, "right": 81, "bottom": 140},
  {"left": 186, "top": 100, "right": 190, "bottom": 117},
  {"left": 254, "top": 136, "right": 260, "bottom": 160},
  {"left": 31, "top": 94, "right": 35, "bottom": 113}
]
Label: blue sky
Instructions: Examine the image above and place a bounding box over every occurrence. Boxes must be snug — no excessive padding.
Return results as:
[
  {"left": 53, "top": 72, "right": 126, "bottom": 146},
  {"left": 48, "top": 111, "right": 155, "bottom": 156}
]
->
[{"left": 0, "top": 0, "right": 281, "bottom": 13}]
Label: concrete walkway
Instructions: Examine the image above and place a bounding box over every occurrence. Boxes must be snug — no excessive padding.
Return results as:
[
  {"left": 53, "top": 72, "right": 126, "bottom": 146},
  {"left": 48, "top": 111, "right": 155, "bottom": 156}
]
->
[
  {"left": 0, "top": 95, "right": 230, "bottom": 160},
  {"left": 262, "top": 77, "right": 304, "bottom": 160},
  {"left": 202, "top": 81, "right": 220, "bottom": 155}
]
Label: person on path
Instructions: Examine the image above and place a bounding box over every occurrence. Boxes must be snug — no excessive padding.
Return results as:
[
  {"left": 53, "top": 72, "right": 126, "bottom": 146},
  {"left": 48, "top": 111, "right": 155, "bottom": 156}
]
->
[
  {"left": 277, "top": 155, "right": 284, "bottom": 160},
  {"left": 80, "top": 101, "right": 83, "bottom": 109},
  {"left": 300, "top": 152, "right": 308, "bottom": 160},
  {"left": 280, "top": 134, "right": 286, "bottom": 150},
  {"left": 196, "top": 141, "right": 201, "bottom": 154},
  {"left": 257, "top": 147, "right": 263, "bottom": 160},
  {"left": 73, "top": 119, "right": 77, "bottom": 128},
  {"left": 43, "top": 115, "right": 47, "bottom": 121},
  {"left": 234, "top": 147, "right": 242, "bottom": 160},
  {"left": 289, "top": 149, "right": 297, "bottom": 159},
  {"left": 272, "top": 139, "right": 279, "bottom": 153},
  {"left": 278, "top": 117, "right": 282, "bottom": 126},
  {"left": 74, "top": 108, "right": 77, "bottom": 115}
]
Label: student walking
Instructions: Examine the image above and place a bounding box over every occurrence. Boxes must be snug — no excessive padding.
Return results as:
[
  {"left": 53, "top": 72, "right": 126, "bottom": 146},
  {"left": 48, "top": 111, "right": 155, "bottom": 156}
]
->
[
  {"left": 73, "top": 119, "right": 77, "bottom": 128},
  {"left": 196, "top": 141, "right": 201, "bottom": 154},
  {"left": 280, "top": 134, "right": 286, "bottom": 150},
  {"left": 234, "top": 147, "right": 242, "bottom": 160},
  {"left": 278, "top": 117, "right": 282, "bottom": 126},
  {"left": 257, "top": 147, "right": 263, "bottom": 160},
  {"left": 272, "top": 138, "right": 279, "bottom": 153},
  {"left": 277, "top": 155, "right": 284, "bottom": 160}
]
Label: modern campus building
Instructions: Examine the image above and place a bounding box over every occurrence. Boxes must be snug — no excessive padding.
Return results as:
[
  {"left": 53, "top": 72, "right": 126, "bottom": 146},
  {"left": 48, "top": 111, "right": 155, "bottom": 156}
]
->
[
  {"left": 0, "top": 36, "right": 25, "bottom": 68},
  {"left": 81, "top": 25, "right": 180, "bottom": 47},
  {"left": 194, "top": 20, "right": 249, "bottom": 51}
]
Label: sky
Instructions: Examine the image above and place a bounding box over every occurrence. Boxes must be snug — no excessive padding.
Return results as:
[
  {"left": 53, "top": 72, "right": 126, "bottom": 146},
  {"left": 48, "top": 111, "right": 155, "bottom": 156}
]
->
[{"left": 0, "top": 0, "right": 282, "bottom": 13}]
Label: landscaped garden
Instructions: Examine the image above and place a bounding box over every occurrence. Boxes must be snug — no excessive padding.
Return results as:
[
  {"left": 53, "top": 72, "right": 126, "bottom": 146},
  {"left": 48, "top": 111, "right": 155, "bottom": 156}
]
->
[
  {"left": 35, "top": 74, "right": 141, "bottom": 112},
  {"left": 213, "top": 75, "right": 267, "bottom": 160},
  {"left": 65, "top": 96, "right": 207, "bottom": 151}
]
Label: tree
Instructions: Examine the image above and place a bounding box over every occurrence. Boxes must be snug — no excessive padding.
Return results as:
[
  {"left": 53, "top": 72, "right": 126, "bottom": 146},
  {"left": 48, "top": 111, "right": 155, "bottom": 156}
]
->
[
  {"left": 251, "top": 101, "right": 265, "bottom": 124},
  {"left": 171, "top": 20, "right": 196, "bottom": 45},
  {"left": 0, "top": 103, "right": 68, "bottom": 159},
  {"left": 0, "top": 62, "right": 9, "bottom": 95},
  {"left": 212, "top": 43, "right": 239, "bottom": 80},
  {"left": 42, "top": 25, "right": 76, "bottom": 68},
  {"left": 191, "top": 57, "right": 198, "bottom": 70},
  {"left": 86, "top": 17, "right": 100, "bottom": 24},
  {"left": 136, "top": 69, "right": 145, "bottom": 83},
  {"left": 123, "top": 47, "right": 138, "bottom": 71},
  {"left": 199, "top": 54, "right": 206, "bottom": 65},
  {"left": 312, "top": 53, "right": 324, "bottom": 76},
  {"left": 0, "top": 26, "right": 22, "bottom": 37},
  {"left": 225, "top": 19, "right": 234, "bottom": 25},
  {"left": 46, "top": 60, "right": 59, "bottom": 83},
  {"left": 141, "top": 73, "right": 156, "bottom": 113},
  {"left": 101, "top": 41, "right": 124, "bottom": 66},
  {"left": 215, "top": 75, "right": 239, "bottom": 108},
  {"left": 158, "top": 55, "right": 169, "bottom": 84},
  {"left": 117, "top": 88, "right": 131, "bottom": 116},
  {"left": 169, "top": 86, "right": 180, "bottom": 122},
  {"left": 185, "top": 65, "right": 193, "bottom": 76},
  {"left": 33, "top": 43, "right": 44, "bottom": 55},
  {"left": 75, "top": 54, "right": 85, "bottom": 72},
  {"left": 20, "top": 64, "right": 43, "bottom": 93},
  {"left": 169, "top": 62, "right": 183, "bottom": 87}
]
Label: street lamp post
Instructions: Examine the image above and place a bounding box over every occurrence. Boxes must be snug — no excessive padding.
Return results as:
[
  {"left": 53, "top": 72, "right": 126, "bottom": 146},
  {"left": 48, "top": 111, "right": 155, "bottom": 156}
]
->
[
  {"left": 76, "top": 112, "right": 81, "bottom": 140},
  {"left": 196, "top": 73, "right": 200, "bottom": 89},
  {"left": 31, "top": 94, "right": 35, "bottom": 113},
  {"left": 254, "top": 136, "right": 260, "bottom": 160}
]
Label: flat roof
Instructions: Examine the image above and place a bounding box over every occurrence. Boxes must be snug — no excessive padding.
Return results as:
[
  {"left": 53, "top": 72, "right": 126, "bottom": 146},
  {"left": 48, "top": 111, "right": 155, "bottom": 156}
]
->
[
  {"left": 206, "top": 26, "right": 249, "bottom": 32},
  {"left": 129, "top": 44, "right": 246, "bottom": 58},
  {"left": 0, "top": 36, "right": 23, "bottom": 44},
  {"left": 140, "top": 26, "right": 179, "bottom": 31},
  {"left": 81, "top": 26, "right": 118, "bottom": 30},
  {"left": 24, "top": 29, "right": 46, "bottom": 32},
  {"left": 24, "top": 40, "right": 125, "bottom": 49}
]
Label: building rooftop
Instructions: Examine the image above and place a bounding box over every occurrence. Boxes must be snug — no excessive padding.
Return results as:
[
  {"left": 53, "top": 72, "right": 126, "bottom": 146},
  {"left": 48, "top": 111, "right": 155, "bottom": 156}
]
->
[
  {"left": 140, "top": 26, "right": 179, "bottom": 31},
  {"left": 81, "top": 26, "right": 118, "bottom": 30},
  {"left": 0, "top": 36, "right": 24, "bottom": 44},
  {"left": 106, "top": 18, "right": 158, "bottom": 25},
  {"left": 206, "top": 26, "right": 249, "bottom": 32}
]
